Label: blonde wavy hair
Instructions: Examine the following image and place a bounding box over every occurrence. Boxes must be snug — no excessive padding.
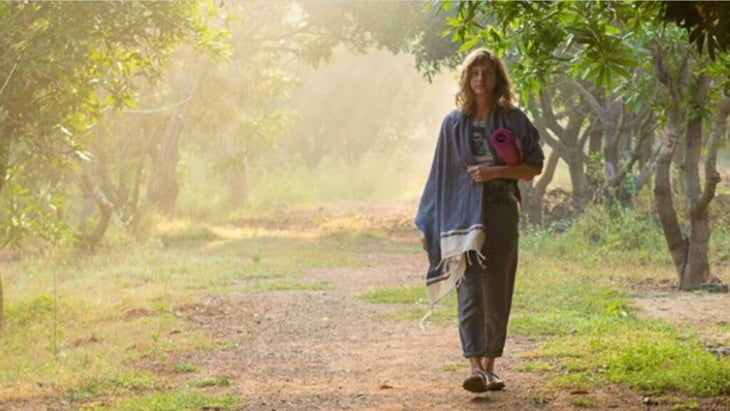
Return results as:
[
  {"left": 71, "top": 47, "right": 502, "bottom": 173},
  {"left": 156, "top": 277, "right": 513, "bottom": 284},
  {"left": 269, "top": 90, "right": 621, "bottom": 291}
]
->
[{"left": 455, "top": 49, "right": 516, "bottom": 115}]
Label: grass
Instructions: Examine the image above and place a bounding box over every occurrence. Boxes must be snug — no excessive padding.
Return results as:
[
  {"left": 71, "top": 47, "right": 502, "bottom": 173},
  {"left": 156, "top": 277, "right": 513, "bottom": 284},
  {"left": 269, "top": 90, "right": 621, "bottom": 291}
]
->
[
  {"left": 361, "top": 203, "right": 730, "bottom": 408},
  {"left": 0, "top": 211, "right": 383, "bottom": 406},
  {"left": 2, "top": 202, "right": 729, "bottom": 409},
  {"left": 80, "top": 391, "right": 238, "bottom": 411}
]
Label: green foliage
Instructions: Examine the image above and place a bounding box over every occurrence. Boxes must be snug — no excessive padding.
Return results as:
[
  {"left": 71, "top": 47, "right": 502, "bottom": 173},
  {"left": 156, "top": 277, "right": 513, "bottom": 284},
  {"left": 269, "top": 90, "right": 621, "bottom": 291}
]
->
[
  {"left": 0, "top": 0, "right": 225, "bottom": 249},
  {"left": 563, "top": 6, "right": 638, "bottom": 89},
  {"left": 299, "top": 1, "right": 460, "bottom": 80},
  {"left": 653, "top": 1, "right": 730, "bottom": 60},
  {"left": 1, "top": 166, "right": 72, "bottom": 249},
  {"left": 445, "top": 2, "right": 647, "bottom": 96}
]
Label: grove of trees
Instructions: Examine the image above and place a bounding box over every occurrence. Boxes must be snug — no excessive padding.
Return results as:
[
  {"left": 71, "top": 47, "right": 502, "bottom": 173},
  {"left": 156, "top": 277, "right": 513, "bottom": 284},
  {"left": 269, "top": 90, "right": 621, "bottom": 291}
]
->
[
  {"left": 1, "top": 0, "right": 729, "bottom": 329},
  {"left": 440, "top": 1, "right": 730, "bottom": 291}
]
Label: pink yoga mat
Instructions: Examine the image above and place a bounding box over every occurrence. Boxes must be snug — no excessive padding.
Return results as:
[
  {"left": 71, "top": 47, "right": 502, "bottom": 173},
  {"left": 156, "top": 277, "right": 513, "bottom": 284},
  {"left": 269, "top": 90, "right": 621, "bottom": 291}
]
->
[{"left": 489, "top": 128, "right": 523, "bottom": 165}]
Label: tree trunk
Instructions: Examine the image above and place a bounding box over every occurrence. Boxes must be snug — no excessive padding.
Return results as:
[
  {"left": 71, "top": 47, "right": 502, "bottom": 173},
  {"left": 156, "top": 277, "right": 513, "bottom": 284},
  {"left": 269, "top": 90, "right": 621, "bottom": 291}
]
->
[
  {"left": 681, "top": 96, "right": 730, "bottom": 289},
  {"left": 520, "top": 149, "right": 559, "bottom": 227},
  {"left": 681, "top": 212, "right": 711, "bottom": 289},
  {"left": 651, "top": 46, "right": 727, "bottom": 291},
  {"left": 145, "top": 74, "right": 199, "bottom": 216},
  {"left": 227, "top": 133, "right": 249, "bottom": 207},
  {"left": 678, "top": 74, "right": 710, "bottom": 289},
  {"left": 565, "top": 148, "right": 589, "bottom": 210},
  {"left": 0, "top": 270, "right": 3, "bottom": 332},
  {"left": 77, "top": 171, "right": 115, "bottom": 249},
  {"left": 603, "top": 107, "right": 657, "bottom": 206},
  {"left": 146, "top": 106, "right": 184, "bottom": 215},
  {"left": 652, "top": 45, "right": 688, "bottom": 278},
  {"left": 602, "top": 103, "right": 623, "bottom": 195},
  {"left": 530, "top": 89, "right": 591, "bottom": 213},
  {"left": 0, "top": 124, "right": 12, "bottom": 332}
]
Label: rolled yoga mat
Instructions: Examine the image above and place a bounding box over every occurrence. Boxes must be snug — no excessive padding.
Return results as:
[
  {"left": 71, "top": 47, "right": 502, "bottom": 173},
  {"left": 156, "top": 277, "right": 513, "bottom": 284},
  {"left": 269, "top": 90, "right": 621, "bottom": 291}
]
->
[{"left": 489, "top": 128, "right": 523, "bottom": 165}]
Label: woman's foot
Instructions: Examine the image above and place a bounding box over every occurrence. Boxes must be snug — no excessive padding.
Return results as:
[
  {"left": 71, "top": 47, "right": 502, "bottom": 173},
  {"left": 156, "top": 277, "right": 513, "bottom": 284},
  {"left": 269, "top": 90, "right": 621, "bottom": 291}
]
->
[
  {"left": 462, "top": 371, "right": 487, "bottom": 393},
  {"left": 483, "top": 371, "right": 505, "bottom": 391}
]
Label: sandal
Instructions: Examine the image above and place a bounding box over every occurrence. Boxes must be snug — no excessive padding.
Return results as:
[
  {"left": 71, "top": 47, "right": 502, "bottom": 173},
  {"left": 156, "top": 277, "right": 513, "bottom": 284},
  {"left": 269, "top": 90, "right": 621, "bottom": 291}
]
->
[
  {"left": 462, "top": 371, "right": 487, "bottom": 393},
  {"left": 484, "top": 371, "right": 505, "bottom": 391}
]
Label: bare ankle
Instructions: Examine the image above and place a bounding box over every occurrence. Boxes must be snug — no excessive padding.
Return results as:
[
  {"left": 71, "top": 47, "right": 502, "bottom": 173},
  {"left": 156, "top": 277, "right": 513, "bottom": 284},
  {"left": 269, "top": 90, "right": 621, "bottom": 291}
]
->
[{"left": 468, "top": 356, "right": 484, "bottom": 373}]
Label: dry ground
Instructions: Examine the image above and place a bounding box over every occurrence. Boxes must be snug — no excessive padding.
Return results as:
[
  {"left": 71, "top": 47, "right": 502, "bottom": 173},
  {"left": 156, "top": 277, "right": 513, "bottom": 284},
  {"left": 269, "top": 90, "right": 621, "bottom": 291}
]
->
[
  {"left": 2, "top": 207, "right": 729, "bottom": 411},
  {"left": 162, "top": 250, "right": 729, "bottom": 411}
]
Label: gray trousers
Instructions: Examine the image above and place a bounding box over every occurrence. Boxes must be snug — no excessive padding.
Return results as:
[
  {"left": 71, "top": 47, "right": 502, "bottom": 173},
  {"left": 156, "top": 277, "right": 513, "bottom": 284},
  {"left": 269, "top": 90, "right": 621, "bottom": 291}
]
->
[{"left": 456, "top": 193, "right": 519, "bottom": 358}]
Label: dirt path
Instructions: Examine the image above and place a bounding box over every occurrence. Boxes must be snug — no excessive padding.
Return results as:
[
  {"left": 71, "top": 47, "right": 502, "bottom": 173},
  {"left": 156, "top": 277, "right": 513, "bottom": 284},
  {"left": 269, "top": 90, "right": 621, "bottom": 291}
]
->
[
  {"left": 171, "top": 252, "right": 688, "bottom": 411},
  {"left": 3, "top": 238, "right": 727, "bottom": 410}
]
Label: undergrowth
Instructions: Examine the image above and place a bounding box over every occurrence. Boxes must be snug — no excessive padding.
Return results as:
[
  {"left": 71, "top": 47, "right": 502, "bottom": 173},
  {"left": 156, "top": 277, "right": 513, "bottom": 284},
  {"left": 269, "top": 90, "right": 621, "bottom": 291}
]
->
[
  {"left": 2, "top": 202, "right": 728, "bottom": 409},
  {"left": 0, "top": 212, "right": 382, "bottom": 407},
  {"left": 364, "top": 203, "right": 730, "bottom": 406}
]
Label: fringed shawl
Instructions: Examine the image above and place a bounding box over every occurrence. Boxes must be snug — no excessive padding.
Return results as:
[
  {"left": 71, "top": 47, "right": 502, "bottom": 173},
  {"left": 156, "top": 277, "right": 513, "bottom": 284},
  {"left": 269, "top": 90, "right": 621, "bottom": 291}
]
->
[{"left": 415, "top": 107, "right": 543, "bottom": 326}]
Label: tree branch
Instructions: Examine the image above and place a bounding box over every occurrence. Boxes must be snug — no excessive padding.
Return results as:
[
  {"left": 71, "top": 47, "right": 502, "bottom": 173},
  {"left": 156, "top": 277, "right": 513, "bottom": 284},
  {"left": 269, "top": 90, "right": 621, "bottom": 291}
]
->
[
  {"left": 0, "top": 58, "right": 20, "bottom": 98},
  {"left": 570, "top": 79, "right": 610, "bottom": 125},
  {"left": 123, "top": 95, "right": 194, "bottom": 114},
  {"left": 77, "top": 170, "right": 114, "bottom": 248},
  {"left": 697, "top": 96, "right": 730, "bottom": 215}
]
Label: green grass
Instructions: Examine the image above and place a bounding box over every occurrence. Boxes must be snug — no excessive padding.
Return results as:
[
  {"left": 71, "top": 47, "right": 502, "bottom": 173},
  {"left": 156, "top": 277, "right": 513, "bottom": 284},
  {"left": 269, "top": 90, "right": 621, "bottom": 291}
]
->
[
  {"left": 0, "top": 212, "right": 381, "bottom": 405},
  {"left": 64, "top": 370, "right": 164, "bottom": 402},
  {"left": 569, "top": 395, "right": 598, "bottom": 408},
  {"left": 189, "top": 377, "right": 230, "bottom": 388},
  {"left": 2, "top": 202, "right": 729, "bottom": 409},
  {"left": 172, "top": 363, "right": 199, "bottom": 373},
  {"left": 80, "top": 391, "right": 239, "bottom": 411},
  {"left": 360, "top": 285, "right": 425, "bottom": 304},
  {"left": 241, "top": 279, "right": 331, "bottom": 292},
  {"left": 359, "top": 203, "right": 730, "bottom": 407},
  {"left": 360, "top": 284, "right": 459, "bottom": 327}
]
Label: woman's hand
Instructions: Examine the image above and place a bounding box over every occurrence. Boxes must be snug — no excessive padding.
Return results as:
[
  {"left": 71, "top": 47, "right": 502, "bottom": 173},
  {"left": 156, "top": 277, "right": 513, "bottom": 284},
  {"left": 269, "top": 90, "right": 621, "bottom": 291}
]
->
[
  {"left": 467, "top": 163, "right": 541, "bottom": 182},
  {"left": 467, "top": 164, "right": 495, "bottom": 183},
  {"left": 420, "top": 236, "right": 427, "bottom": 251}
]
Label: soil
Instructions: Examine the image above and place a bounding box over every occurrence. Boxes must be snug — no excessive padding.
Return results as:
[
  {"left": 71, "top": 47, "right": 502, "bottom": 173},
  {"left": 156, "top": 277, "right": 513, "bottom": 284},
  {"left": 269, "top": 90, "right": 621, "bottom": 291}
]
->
[
  {"left": 168, "top": 249, "right": 729, "bottom": 411},
  {"left": 3, "top": 207, "right": 730, "bottom": 411}
]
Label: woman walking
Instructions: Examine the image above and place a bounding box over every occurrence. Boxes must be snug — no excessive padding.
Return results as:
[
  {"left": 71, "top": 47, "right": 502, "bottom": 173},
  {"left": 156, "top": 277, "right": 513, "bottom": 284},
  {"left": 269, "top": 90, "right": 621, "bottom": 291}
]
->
[{"left": 415, "top": 48, "right": 544, "bottom": 393}]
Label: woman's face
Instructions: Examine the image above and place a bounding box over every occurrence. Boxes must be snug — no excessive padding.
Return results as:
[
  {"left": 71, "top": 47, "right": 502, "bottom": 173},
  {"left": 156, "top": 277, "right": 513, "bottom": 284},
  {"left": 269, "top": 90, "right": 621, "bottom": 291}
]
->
[{"left": 469, "top": 62, "right": 497, "bottom": 101}]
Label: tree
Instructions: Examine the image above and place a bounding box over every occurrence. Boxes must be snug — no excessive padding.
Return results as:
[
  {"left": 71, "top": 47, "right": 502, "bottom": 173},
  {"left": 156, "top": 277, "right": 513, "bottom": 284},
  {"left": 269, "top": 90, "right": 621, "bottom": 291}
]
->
[
  {"left": 443, "top": 1, "right": 730, "bottom": 289},
  {"left": 181, "top": 2, "right": 304, "bottom": 208},
  {"left": 0, "top": 1, "right": 222, "bottom": 330},
  {"left": 298, "top": 1, "right": 461, "bottom": 82},
  {"left": 181, "top": 1, "right": 462, "bottom": 207},
  {"left": 652, "top": 41, "right": 730, "bottom": 290},
  {"left": 657, "top": 1, "right": 730, "bottom": 60}
]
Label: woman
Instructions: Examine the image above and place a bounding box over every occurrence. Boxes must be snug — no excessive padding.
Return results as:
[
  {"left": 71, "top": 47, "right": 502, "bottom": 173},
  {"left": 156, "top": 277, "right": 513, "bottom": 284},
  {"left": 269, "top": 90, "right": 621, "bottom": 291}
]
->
[{"left": 415, "top": 49, "right": 544, "bottom": 393}]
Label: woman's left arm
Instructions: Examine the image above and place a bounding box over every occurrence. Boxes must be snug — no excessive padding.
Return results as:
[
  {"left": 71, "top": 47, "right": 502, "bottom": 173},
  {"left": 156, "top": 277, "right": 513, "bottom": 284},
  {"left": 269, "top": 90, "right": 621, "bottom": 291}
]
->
[
  {"left": 468, "top": 109, "right": 545, "bottom": 183},
  {"left": 467, "top": 163, "right": 541, "bottom": 183}
]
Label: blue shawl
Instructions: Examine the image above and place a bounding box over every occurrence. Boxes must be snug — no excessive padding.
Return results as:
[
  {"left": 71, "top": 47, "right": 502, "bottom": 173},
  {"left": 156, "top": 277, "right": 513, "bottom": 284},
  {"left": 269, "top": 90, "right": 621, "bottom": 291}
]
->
[{"left": 415, "top": 107, "right": 543, "bottom": 324}]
